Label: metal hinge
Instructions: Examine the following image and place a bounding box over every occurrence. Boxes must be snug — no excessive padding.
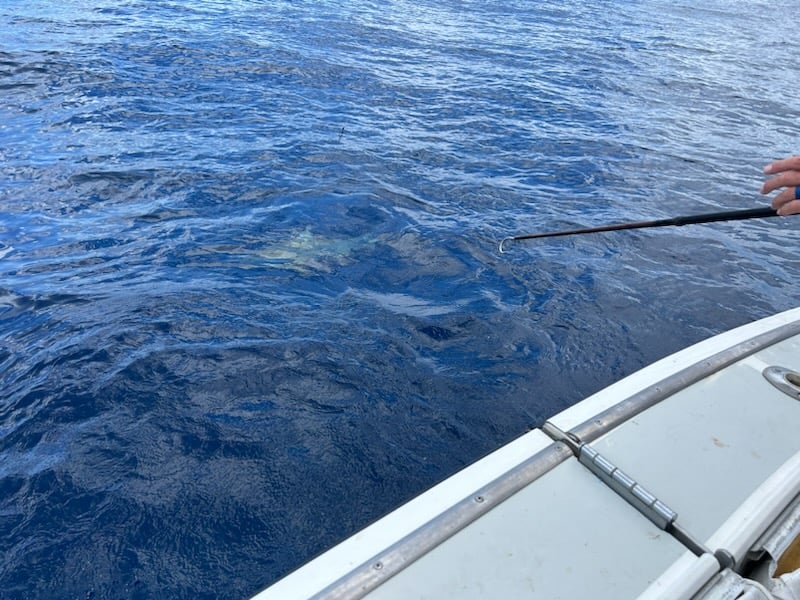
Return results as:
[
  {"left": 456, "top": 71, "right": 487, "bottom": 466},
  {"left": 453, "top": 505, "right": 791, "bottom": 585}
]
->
[
  {"left": 542, "top": 422, "right": 714, "bottom": 560},
  {"left": 577, "top": 442, "right": 677, "bottom": 530}
]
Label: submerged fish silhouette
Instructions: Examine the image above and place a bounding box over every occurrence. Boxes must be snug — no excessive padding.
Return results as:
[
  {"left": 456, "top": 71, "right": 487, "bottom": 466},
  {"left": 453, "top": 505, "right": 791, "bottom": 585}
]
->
[{"left": 254, "top": 227, "right": 380, "bottom": 273}]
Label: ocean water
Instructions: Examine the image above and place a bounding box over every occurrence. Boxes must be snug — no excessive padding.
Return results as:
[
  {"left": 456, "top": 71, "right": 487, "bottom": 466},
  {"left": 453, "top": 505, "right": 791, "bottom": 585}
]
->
[{"left": 1, "top": 0, "right": 799, "bottom": 597}]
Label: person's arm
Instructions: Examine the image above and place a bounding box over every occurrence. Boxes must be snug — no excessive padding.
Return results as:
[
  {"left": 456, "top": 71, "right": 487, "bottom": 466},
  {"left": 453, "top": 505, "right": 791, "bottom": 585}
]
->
[{"left": 762, "top": 156, "right": 800, "bottom": 215}]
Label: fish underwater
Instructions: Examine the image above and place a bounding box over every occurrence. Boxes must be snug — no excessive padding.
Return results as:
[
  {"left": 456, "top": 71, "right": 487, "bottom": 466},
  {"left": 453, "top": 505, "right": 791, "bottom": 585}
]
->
[
  {"left": 185, "top": 227, "right": 381, "bottom": 274},
  {"left": 191, "top": 227, "right": 465, "bottom": 277},
  {"left": 254, "top": 227, "right": 375, "bottom": 273}
]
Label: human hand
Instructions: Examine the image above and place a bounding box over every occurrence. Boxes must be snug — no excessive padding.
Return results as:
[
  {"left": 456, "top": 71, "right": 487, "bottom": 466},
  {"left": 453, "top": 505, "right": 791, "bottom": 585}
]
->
[{"left": 762, "top": 156, "right": 800, "bottom": 215}]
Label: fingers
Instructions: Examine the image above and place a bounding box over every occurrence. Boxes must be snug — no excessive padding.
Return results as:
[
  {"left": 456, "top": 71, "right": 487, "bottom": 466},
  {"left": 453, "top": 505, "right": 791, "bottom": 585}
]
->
[
  {"left": 761, "top": 169, "right": 800, "bottom": 194},
  {"left": 762, "top": 155, "right": 800, "bottom": 214},
  {"left": 776, "top": 199, "right": 800, "bottom": 216},
  {"left": 771, "top": 187, "right": 800, "bottom": 215},
  {"left": 763, "top": 156, "right": 800, "bottom": 175}
]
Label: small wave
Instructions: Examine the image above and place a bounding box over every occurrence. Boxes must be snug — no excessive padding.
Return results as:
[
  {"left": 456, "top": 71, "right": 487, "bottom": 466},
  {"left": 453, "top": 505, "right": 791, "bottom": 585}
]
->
[{"left": 345, "top": 287, "right": 458, "bottom": 317}]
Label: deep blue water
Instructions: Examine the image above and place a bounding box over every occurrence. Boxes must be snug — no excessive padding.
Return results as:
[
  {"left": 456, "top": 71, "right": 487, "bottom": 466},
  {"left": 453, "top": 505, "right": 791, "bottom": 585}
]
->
[{"left": 1, "top": 1, "right": 799, "bottom": 598}]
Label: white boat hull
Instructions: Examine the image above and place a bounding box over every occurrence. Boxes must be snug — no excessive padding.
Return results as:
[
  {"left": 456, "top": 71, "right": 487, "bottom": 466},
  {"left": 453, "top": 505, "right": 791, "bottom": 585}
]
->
[{"left": 253, "top": 307, "right": 800, "bottom": 599}]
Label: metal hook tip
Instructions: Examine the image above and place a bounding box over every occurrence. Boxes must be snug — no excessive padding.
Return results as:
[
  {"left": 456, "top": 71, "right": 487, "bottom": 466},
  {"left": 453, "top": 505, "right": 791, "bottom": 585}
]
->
[{"left": 498, "top": 237, "right": 512, "bottom": 254}]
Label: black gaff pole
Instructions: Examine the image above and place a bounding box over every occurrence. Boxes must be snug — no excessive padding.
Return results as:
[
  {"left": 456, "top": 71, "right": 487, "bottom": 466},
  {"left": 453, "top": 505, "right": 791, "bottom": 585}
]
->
[{"left": 499, "top": 206, "right": 779, "bottom": 253}]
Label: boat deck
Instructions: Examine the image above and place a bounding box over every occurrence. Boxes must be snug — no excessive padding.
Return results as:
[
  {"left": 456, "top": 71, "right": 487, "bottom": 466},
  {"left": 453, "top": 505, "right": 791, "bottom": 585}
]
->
[{"left": 254, "top": 308, "right": 800, "bottom": 600}]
